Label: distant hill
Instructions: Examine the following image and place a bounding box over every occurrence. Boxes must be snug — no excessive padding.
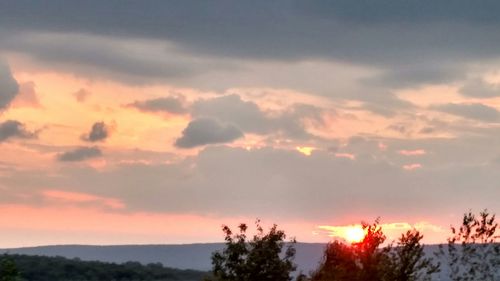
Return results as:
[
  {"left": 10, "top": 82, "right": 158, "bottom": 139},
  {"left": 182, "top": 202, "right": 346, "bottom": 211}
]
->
[
  {"left": 2, "top": 254, "right": 207, "bottom": 281},
  {"left": 5, "top": 243, "right": 498, "bottom": 280},
  {"left": 1, "top": 243, "right": 325, "bottom": 273}
]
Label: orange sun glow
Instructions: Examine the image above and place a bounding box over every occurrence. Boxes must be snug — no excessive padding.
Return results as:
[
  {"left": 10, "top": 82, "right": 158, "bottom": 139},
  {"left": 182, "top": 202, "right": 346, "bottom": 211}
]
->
[{"left": 345, "top": 226, "right": 365, "bottom": 243}]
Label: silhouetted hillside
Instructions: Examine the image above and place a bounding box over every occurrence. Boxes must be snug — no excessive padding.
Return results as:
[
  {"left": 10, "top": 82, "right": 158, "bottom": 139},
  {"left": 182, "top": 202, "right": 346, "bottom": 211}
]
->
[
  {"left": 2, "top": 254, "right": 207, "bottom": 281},
  {"left": 1, "top": 243, "right": 437, "bottom": 274}
]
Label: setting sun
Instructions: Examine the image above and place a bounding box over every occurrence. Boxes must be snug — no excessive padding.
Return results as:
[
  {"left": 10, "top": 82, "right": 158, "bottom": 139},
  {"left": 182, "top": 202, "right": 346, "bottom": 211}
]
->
[{"left": 345, "top": 226, "right": 365, "bottom": 243}]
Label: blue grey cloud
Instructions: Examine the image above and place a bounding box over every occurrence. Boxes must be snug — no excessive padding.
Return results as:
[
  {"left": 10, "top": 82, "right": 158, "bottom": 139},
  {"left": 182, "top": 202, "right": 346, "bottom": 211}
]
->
[
  {"left": 192, "top": 94, "right": 325, "bottom": 139},
  {"left": 129, "top": 96, "right": 187, "bottom": 114},
  {"left": 81, "top": 122, "right": 111, "bottom": 142},
  {"left": 460, "top": 78, "right": 500, "bottom": 98},
  {"left": 175, "top": 118, "right": 243, "bottom": 148},
  {"left": 58, "top": 147, "right": 102, "bottom": 162},
  {"left": 433, "top": 103, "right": 500, "bottom": 122},
  {"left": 0, "top": 120, "right": 36, "bottom": 142},
  {"left": 2, "top": 1, "right": 500, "bottom": 65},
  {"left": 1, "top": 1, "right": 500, "bottom": 92},
  {"left": 0, "top": 60, "right": 19, "bottom": 110}
]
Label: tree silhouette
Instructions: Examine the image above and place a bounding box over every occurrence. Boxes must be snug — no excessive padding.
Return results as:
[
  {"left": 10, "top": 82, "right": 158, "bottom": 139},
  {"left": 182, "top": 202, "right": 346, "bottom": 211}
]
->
[
  {"left": 311, "top": 219, "right": 388, "bottom": 281},
  {"left": 437, "top": 210, "right": 500, "bottom": 281},
  {"left": 311, "top": 219, "right": 439, "bottom": 281},
  {"left": 310, "top": 240, "right": 357, "bottom": 281},
  {"left": 385, "top": 229, "right": 439, "bottom": 281},
  {"left": 0, "top": 255, "right": 19, "bottom": 281},
  {"left": 207, "top": 220, "right": 296, "bottom": 281}
]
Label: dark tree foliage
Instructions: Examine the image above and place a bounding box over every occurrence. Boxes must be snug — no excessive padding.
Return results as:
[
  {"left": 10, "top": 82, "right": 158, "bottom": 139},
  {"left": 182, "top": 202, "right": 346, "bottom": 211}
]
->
[
  {"left": 385, "top": 230, "right": 440, "bottom": 281},
  {"left": 207, "top": 220, "right": 296, "bottom": 281},
  {"left": 351, "top": 220, "right": 389, "bottom": 281},
  {"left": 311, "top": 219, "right": 388, "bottom": 281},
  {"left": 311, "top": 219, "right": 439, "bottom": 281},
  {"left": 0, "top": 255, "right": 19, "bottom": 281},
  {"left": 2, "top": 254, "right": 207, "bottom": 281},
  {"left": 309, "top": 241, "right": 357, "bottom": 281},
  {"left": 437, "top": 210, "right": 500, "bottom": 281}
]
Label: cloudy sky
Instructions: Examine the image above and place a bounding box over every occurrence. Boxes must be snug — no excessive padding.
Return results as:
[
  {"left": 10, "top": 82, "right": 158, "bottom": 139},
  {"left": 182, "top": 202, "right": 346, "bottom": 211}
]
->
[{"left": 0, "top": 1, "right": 499, "bottom": 247}]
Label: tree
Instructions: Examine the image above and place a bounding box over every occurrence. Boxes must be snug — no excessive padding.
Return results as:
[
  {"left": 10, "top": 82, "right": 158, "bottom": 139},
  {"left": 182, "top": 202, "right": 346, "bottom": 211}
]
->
[
  {"left": 310, "top": 240, "right": 357, "bottom": 281},
  {"left": 352, "top": 219, "right": 388, "bottom": 281},
  {"left": 311, "top": 219, "right": 388, "bottom": 281},
  {"left": 0, "top": 255, "right": 19, "bottom": 281},
  {"left": 207, "top": 220, "right": 297, "bottom": 281},
  {"left": 437, "top": 210, "right": 500, "bottom": 281},
  {"left": 384, "top": 229, "right": 440, "bottom": 281},
  {"left": 311, "top": 219, "right": 439, "bottom": 281}
]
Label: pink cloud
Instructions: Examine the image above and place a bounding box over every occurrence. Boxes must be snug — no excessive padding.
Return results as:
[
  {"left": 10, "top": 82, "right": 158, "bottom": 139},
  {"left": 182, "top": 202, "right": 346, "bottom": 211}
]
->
[
  {"left": 335, "top": 153, "right": 355, "bottom": 160},
  {"left": 403, "top": 163, "right": 422, "bottom": 170},
  {"left": 398, "top": 149, "right": 426, "bottom": 156}
]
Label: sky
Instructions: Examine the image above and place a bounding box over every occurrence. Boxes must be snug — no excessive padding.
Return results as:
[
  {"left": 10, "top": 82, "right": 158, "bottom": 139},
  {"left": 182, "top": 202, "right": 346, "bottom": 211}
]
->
[{"left": 0, "top": 1, "right": 499, "bottom": 247}]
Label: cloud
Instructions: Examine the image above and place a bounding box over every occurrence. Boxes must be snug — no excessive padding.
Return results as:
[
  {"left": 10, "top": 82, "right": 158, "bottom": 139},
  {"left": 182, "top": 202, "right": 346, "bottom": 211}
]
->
[
  {"left": 433, "top": 103, "right": 500, "bottom": 122},
  {"left": 73, "top": 88, "right": 91, "bottom": 103},
  {"left": 398, "top": 149, "right": 426, "bottom": 156},
  {"left": 0, "top": 59, "right": 19, "bottom": 110},
  {"left": 0, "top": 32, "right": 223, "bottom": 85},
  {"left": 0, "top": 120, "right": 36, "bottom": 142},
  {"left": 11, "top": 81, "right": 41, "bottom": 108},
  {"left": 175, "top": 118, "right": 243, "bottom": 148},
  {"left": 2, "top": 1, "right": 500, "bottom": 65},
  {"left": 362, "top": 64, "right": 465, "bottom": 90},
  {"left": 403, "top": 163, "right": 422, "bottom": 171},
  {"left": 57, "top": 147, "right": 102, "bottom": 162},
  {"left": 192, "top": 94, "right": 325, "bottom": 139},
  {"left": 3, "top": 134, "right": 500, "bottom": 224},
  {"left": 2, "top": 2, "right": 500, "bottom": 93},
  {"left": 459, "top": 78, "right": 500, "bottom": 98},
  {"left": 129, "top": 95, "right": 187, "bottom": 114},
  {"left": 81, "top": 122, "right": 111, "bottom": 142},
  {"left": 192, "top": 94, "right": 268, "bottom": 134}
]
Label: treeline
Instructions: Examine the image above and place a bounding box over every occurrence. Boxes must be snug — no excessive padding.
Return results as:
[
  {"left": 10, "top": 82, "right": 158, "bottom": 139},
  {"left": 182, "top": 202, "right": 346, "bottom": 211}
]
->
[
  {"left": 207, "top": 210, "right": 500, "bottom": 281},
  {"left": 0, "top": 254, "right": 207, "bottom": 281}
]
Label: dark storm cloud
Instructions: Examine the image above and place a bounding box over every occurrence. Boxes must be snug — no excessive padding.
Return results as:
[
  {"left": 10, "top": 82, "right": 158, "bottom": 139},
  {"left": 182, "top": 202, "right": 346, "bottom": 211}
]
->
[
  {"left": 175, "top": 118, "right": 243, "bottom": 148},
  {"left": 2, "top": 1, "right": 500, "bottom": 76},
  {"left": 0, "top": 120, "right": 36, "bottom": 142},
  {"left": 57, "top": 147, "right": 102, "bottom": 162},
  {"left": 0, "top": 33, "right": 198, "bottom": 83},
  {"left": 433, "top": 103, "right": 500, "bottom": 122},
  {"left": 0, "top": 60, "right": 19, "bottom": 110},
  {"left": 81, "top": 122, "right": 111, "bottom": 142},
  {"left": 129, "top": 96, "right": 187, "bottom": 114},
  {"left": 3, "top": 1, "right": 500, "bottom": 62}
]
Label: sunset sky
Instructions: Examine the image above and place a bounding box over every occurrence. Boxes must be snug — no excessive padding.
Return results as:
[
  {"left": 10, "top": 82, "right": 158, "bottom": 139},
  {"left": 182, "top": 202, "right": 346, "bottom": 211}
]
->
[{"left": 0, "top": 1, "right": 499, "bottom": 247}]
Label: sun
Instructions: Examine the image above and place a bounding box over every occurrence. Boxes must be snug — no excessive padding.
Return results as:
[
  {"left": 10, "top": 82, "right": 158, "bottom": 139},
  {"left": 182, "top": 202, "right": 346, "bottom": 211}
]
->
[{"left": 345, "top": 226, "right": 365, "bottom": 243}]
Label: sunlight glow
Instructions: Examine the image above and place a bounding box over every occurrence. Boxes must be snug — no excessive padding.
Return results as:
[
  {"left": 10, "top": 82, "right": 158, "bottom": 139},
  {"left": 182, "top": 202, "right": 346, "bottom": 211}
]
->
[
  {"left": 318, "top": 224, "right": 366, "bottom": 243},
  {"left": 296, "top": 146, "right": 314, "bottom": 156},
  {"left": 345, "top": 226, "right": 365, "bottom": 243}
]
